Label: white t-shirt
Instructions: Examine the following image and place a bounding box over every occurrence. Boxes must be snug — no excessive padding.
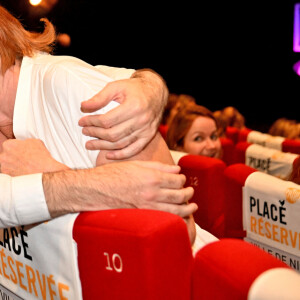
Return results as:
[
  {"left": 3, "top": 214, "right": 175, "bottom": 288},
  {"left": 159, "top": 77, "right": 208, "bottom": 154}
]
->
[
  {"left": 14, "top": 53, "right": 134, "bottom": 169},
  {"left": 0, "top": 53, "right": 134, "bottom": 228}
]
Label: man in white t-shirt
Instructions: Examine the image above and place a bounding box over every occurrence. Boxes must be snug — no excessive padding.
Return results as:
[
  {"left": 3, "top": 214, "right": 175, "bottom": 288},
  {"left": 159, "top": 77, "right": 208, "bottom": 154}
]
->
[
  {"left": 0, "top": 7, "right": 200, "bottom": 247},
  {"left": 0, "top": 59, "right": 195, "bottom": 230}
]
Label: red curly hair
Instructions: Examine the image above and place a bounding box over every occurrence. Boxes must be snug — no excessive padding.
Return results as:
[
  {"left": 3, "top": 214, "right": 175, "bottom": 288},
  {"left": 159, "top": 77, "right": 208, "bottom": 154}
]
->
[{"left": 0, "top": 5, "right": 56, "bottom": 74}]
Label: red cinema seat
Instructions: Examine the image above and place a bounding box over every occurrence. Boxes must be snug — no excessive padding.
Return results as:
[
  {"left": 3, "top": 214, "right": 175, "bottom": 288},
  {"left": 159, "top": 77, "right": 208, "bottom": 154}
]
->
[
  {"left": 178, "top": 154, "right": 226, "bottom": 238},
  {"left": 232, "top": 141, "right": 252, "bottom": 164},
  {"left": 73, "top": 209, "right": 193, "bottom": 300},
  {"left": 192, "top": 239, "right": 290, "bottom": 300},
  {"left": 282, "top": 138, "right": 300, "bottom": 155},
  {"left": 223, "top": 164, "right": 256, "bottom": 238},
  {"left": 159, "top": 124, "right": 168, "bottom": 140},
  {"left": 220, "top": 137, "right": 235, "bottom": 165},
  {"left": 225, "top": 126, "right": 240, "bottom": 144},
  {"left": 238, "top": 127, "right": 252, "bottom": 142}
]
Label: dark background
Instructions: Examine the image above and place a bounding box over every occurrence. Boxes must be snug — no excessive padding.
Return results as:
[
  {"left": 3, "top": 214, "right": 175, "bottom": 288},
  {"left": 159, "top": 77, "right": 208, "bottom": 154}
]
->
[{"left": 1, "top": 0, "right": 300, "bottom": 132}]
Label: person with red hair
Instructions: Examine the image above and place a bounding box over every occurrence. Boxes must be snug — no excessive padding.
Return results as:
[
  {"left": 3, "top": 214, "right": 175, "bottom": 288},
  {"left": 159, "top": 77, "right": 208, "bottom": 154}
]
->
[{"left": 167, "top": 104, "right": 222, "bottom": 159}]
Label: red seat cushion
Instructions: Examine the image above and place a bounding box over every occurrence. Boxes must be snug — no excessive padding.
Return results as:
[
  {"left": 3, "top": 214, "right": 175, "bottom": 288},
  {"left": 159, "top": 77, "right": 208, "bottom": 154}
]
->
[
  {"left": 220, "top": 137, "right": 235, "bottom": 165},
  {"left": 73, "top": 209, "right": 193, "bottom": 299},
  {"left": 233, "top": 141, "right": 252, "bottom": 164},
  {"left": 192, "top": 239, "right": 289, "bottom": 300},
  {"left": 223, "top": 164, "right": 256, "bottom": 238},
  {"left": 282, "top": 139, "right": 300, "bottom": 155}
]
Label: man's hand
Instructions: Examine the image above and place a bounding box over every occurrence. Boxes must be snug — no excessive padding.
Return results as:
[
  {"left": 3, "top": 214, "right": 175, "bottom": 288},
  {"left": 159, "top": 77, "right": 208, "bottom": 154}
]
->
[
  {"left": 78, "top": 69, "right": 168, "bottom": 160},
  {"left": 0, "top": 139, "right": 69, "bottom": 176}
]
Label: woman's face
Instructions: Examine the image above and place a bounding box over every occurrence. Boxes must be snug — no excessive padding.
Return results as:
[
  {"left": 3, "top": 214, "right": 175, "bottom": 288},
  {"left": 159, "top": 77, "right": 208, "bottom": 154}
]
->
[{"left": 182, "top": 116, "right": 221, "bottom": 158}]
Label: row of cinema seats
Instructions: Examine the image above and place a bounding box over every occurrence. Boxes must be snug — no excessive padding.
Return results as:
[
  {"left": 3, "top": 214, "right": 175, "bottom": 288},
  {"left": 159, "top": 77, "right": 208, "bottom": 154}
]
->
[
  {"left": 172, "top": 151, "right": 299, "bottom": 242},
  {"left": 1, "top": 126, "right": 300, "bottom": 299},
  {"left": 2, "top": 210, "right": 299, "bottom": 299},
  {"left": 225, "top": 126, "right": 300, "bottom": 155},
  {"left": 1, "top": 154, "right": 300, "bottom": 299},
  {"left": 221, "top": 127, "right": 300, "bottom": 181}
]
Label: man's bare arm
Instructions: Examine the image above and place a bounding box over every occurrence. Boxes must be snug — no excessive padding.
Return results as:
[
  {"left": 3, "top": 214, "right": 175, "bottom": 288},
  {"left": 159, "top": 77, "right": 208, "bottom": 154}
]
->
[
  {"left": 43, "top": 161, "right": 196, "bottom": 219},
  {"left": 0, "top": 139, "right": 196, "bottom": 220}
]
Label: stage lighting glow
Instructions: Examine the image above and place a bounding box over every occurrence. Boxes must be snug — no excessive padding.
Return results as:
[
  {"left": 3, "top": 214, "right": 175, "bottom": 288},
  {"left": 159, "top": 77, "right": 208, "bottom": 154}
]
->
[
  {"left": 293, "top": 61, "right": 300, "bottom": 76},
  {"left": 29, "top": 0, "right": 42, "bottom": 6},
  {"left": 293, "top": 3, "right": 300, "bottom": 52}
]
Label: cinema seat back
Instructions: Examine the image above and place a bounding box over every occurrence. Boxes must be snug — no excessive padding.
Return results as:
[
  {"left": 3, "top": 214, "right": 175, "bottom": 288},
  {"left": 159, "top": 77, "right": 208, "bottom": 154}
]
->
[
  {"left": 192, "top": 239, "right": 290, "bottom": 300},
  {"left": 159, "top": 124, "right": 168, "bottom": 141},
  {"left": 238, "top": 127, "right": 252, "bottom": 142},
  {"left": 242, "top": 171, "right": 300, "bottom": 271},
  {"left": 246, "top": 144, "right": 298, "bottom": 180},
  {"left": 225, "top": 126, "right": 240, "bottom": 144},
  {"left": 223, "top": 163, "right": 256, "bottom": 238},
  {"left": 73, "top": 209, "right": 193, "bottom": 300},
  {"left": 220, "top": 137, "right": 235, "bottom": 165},
  {"left": 233, "top": 141, "right": 251, "bottom": 164},
  {"left": 282, "top": 138, "right": 300, "bottom": 155},
  {"left": 178, "top": 154, "right": 226, "bottom": 238}
]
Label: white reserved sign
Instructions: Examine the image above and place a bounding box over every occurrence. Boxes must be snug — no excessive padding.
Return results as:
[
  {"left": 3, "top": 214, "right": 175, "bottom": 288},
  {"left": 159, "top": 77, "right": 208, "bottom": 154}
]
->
[
  {"left": 0, "top": 214, "right": 81, "bottom": 300},
  {"left": 245, "top": 237, "right": 300, "bottom": 273},
  {"left": 245, "top": 144, "right": 298, "bottom": 180},
  {"left": 247, "top": 131, "right": 285, "bottom": 150},
  {"left": 243, "top": 172, "right": 300, "bottom": 258}
]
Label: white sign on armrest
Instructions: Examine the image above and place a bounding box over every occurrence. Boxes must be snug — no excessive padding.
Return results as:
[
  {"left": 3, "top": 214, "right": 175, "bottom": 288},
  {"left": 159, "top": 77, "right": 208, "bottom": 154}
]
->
[
  {"left": 0, "top": 214, "right": 81, "bottom": 300},
  {"left": 247, "top": 131, "right": 285, "bottom": 150},
  {"left": 245, "top": 144, "right": 298, "bottom": 180},
  {"left": 243, "top": 172, "right": 300, "bottom": 258}
]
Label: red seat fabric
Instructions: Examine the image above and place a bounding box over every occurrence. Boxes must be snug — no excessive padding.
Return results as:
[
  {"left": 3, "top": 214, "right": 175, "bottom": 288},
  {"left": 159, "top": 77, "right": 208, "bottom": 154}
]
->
[
  {"left": 232, "top": 141, "right": 252, "bottom": 164},
  {"left": 192, "top": 239, "right": 289, "bottom": 300},
  {"left": 238, "top": 128, "right": 252, "bottom": 142},
  {"left": 159, "top": 124, "right": 168, "bottom": 140},
  {"left": 223, "top": 164, "right": 256, "bottom": 238},
  {"left": 220, "top": 137, "right": 235, "bottom": 165},
  {"left": 282, "top": 139, "right": 300, "bottom": 155},
  {"left": 178, "top": 155, "right": 226, "bottom": 238},
  {"left": 225, "top": 126, "right": 240, "bottom": 144},
  {"left": 73, "top": 209, "right": 193, "bottom": 300}
]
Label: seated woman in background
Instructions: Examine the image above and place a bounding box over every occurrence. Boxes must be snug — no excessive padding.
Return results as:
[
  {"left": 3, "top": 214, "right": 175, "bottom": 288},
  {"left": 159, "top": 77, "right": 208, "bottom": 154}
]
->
[
  {"left": 166, "top": 103, "right": 222, "bottom": 159},
  {"left": 268, "top": 118, "right": 300, "bottom": 140},
  {"left": 213, "top": 106, "right": 245, "bottom": 137},
  {"left": 161, "top": 93, "right": 196, "bottom": 127}
]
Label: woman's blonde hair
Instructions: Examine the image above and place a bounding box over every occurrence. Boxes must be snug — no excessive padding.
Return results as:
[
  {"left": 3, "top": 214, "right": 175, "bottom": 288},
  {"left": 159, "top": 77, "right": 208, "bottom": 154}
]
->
[{"left": 0, "top": 5, "right": 56, "bottom": 74}]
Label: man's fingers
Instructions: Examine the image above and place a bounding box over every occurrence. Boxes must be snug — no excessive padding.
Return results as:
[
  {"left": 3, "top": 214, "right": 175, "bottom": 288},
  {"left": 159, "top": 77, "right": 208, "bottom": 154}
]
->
[
  {"left": 80, "top": 82, "right": 117, "bottom": 113},
  {"left": 85, "top": 135, "right": 138, "bottom": 152},
  {"left": 155, "top": 187, "right": 194, "bottom": 205},
  {"left": 147, "top": 202, "right": 198, "bottom": 219},
  {"left": 81, "top": 118, "right": 138, "bottom": 142},
  {"left": 104, "top": 139, "right": 147, "bottom": 160},
  {"left": 79, "top": 100, "right": 142, "bottom": 129},
  {"left": 132, "top": 161, "right": 182, "bottom": 175}
]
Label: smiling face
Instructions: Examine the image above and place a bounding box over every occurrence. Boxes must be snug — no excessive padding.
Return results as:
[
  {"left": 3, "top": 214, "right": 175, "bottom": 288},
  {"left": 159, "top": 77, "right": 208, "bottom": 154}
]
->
[{"left": 182, "top": 116, "right": 222, "bottom": 158}]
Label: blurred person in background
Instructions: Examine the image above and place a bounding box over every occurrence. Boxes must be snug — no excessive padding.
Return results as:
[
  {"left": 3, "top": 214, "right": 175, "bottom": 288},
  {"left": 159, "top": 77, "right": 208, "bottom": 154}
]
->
[
  {"left": 161, "top": 93, "right": 196, "bottom": 127},
  {"left": 268, "top": 118, "right": 300, "bottom": 140},
  {"left": 213, "top": 106, "right": 245, "bottom": 137}
]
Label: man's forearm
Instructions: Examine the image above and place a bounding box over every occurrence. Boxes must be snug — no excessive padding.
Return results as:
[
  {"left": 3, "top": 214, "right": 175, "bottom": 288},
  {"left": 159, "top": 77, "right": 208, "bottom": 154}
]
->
[
  {"left": 42, "top": 161, "right": 196, "bottom": 220},
  {"left": 42, "top": 167, "right": 132, "bottom": 218}
]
